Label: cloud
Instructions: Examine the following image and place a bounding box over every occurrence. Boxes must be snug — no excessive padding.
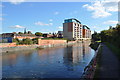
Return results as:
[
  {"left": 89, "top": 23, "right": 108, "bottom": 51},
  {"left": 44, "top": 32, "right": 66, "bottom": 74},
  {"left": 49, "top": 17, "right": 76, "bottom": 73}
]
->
[
  {"left": 83, "top": 0, "right": 118, "bottom": 18},
  {"left": 103, "top": 20, "right": 118, "bottom": 24},
  {"left": 0, "top": 4, "right": 4, "bottom": 7},
  {"left": 49, "top": 23, "right": 53, "bottom": 25},
  {"left": 8, "top": 0, "right": 26, "bottom": 5},
  {"left": 35, "top": 21, "right": 53, "bottom": 26},
  {"left": 0, "top": 17, "right": 3, "bottom": 21},
  {"left": 58, "top": 26, "right": 63, "bottom": 29},
  {"left": 49, "top": 19, "right": 53, "bottom": 22},
  {"left": 10, "top": 25, "right": 25, "bottom": 28},
  {"left": 93, "top": 26, "right": 97, "bottom": 29},
  {"left": 54, "top": 12, "right": 59, "bottom": 15},
  {"left": 102, "top": 1, "right": 118, "bottom": 12}
]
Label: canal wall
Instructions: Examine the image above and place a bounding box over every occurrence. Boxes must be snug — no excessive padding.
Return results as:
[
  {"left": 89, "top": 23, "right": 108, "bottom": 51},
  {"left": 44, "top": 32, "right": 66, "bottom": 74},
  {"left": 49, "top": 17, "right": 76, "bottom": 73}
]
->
[
  {"left": 0, "top": 43, "right": 16, "bottom": 48},
  {"left": 1, "top": 41, "right": 77, "bottom": 53},
  {"left": 1, "top": 45, "right": 39, "bottom": 53},
  {"left": 38, "top": 39, "right": 67, "bottom": 45},
  {"left": 81, "top": 44, "right": 101, "bottom": 79}
]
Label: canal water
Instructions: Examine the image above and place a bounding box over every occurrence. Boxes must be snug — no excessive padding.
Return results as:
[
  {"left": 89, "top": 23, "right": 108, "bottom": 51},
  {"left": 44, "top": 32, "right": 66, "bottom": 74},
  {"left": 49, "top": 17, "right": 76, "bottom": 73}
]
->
[{"left": 2, "top": 42, "right": 95, "bottom": 78}]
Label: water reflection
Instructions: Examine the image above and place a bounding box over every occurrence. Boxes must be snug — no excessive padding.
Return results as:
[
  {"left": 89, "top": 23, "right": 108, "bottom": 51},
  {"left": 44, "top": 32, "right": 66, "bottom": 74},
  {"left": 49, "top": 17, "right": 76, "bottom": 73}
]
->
[
  {"left": 2, "top": 50, "right": 34, "bottom": 66},
  {"left": 2, "top": 41, "right": 94, "bottom": 78},
  {"left": 63, "top": 42, "right": 91, "bottom": 71}
]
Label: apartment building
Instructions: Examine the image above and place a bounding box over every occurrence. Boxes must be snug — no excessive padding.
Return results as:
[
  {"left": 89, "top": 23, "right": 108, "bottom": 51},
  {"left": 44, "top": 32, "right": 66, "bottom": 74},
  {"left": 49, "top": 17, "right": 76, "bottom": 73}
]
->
[
  {"left": 63, "top": 18, "right": 91, "bottom": 40},
  {"left": 83, "top": 25, "right": 91, "bottom": 39}
]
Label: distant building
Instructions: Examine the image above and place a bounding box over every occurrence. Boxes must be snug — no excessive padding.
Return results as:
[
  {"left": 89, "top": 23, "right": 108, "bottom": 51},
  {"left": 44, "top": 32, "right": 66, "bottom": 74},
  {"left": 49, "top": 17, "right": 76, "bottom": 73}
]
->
[
  {"left": 1, "top": 29, "right": 38, "bottom": 43},
  {"left": 58, "top": 31, "right": 63, "bottom": 34},
  {"left": 1, "top": 33, "right": 14, "bottom": 43},
  {"left": 42, "top": 33, "right": 53, "bottom": 38},
  {"left": 57, "top": 31, "right": 63, "bottom": 38},
  {"left": 82, "top": 25, "right": 91, "bottom": 39},
  {"left": 63, "top": 18, "right": 91, "bottom": 40},
  {"left": 13, "top": 34, "right": 37, "bottom": 40},
  {"left": 63, "top": 18, "right": 83, "bottom": 40},
  {"left": 1, "top": 33, "right": 37, "bottom": 43}
]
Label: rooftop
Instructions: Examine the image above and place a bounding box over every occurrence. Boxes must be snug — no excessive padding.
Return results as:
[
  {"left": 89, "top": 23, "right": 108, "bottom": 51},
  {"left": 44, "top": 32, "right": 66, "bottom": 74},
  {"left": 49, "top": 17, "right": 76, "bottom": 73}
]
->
[{"left": 64, "top": 18, "right": 81, "bottom": 24}]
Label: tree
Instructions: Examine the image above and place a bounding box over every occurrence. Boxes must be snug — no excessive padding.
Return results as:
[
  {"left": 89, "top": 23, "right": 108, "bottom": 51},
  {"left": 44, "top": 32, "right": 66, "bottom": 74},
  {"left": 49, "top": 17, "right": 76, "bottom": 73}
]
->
[
  {"left": 100, "top": 24, "right": 120, "bottom": 48},
  {"left": 92, "top": 31, "right": 101, "bottom": 41},
  {"left": 35, "top": 32, "right": 43, "bottom": 36},
  {"left": 28, "top": 31, "right": 32, "bottom": 34},
  {"left": 18, "top": 32, "right": 23, "bottom": 34},
  {"left": 13, "top": 38, "right": 19, "bottom": 44},
  {"left": 20, "top": 38, "right": 33, "bottom": 45},
  {"left": 13, "top": 32, "right": 17, "bottom": 34},
  {"left": 109, "top": 26, "right": 113, "bottom": 29},
  {"left": 32, "top": 38, "right": 39, "bottom": 44},
  {"left": 24, "top": 28, "right": 27, "bottom": 34}
]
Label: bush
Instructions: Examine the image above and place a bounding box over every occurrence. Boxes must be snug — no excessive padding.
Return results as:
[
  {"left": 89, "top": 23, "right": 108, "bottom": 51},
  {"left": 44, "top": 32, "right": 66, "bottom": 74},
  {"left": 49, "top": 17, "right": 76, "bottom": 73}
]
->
[
  {"left": 23, "top": 38, "right": 33, "bottom": 45},
  {"left": 90, "top": 42, "right": 100, "bottom": 51},
  {"left": 19, "top": 38, "right": 33, "bottom": 45},
  {"left": 13, "top": 38, "right": 19, "bottom": 45},
  {"left": 32, "top": 38, "right": 39, "bottom": 44}
]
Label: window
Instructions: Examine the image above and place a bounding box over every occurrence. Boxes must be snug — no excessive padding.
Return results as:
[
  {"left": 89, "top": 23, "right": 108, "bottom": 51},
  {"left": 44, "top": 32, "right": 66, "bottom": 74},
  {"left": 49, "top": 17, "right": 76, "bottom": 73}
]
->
[{"left": 74, "top": 23, "right": 76, "bottom": 26}]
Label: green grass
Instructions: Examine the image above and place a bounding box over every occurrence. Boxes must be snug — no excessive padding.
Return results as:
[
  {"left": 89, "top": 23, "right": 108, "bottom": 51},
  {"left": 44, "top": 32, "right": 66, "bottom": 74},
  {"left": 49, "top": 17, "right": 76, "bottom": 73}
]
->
[
  {"left": 95, "top": 40, "right": 101, "bottom": 43},
  {"left": 105, "top": 42, "right": 120, "bottom": 60},
  {"left": 93, "top": 46, "right": 102, "bottom": 79}
]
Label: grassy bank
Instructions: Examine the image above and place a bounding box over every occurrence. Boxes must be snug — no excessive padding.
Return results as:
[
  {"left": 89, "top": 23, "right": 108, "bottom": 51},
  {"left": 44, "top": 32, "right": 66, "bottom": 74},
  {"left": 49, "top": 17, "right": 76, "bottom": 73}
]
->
[
  {"left": 93, "top": 45, "right": 102, "bottom": 79},
  {"left": 105, "top": 42, "right": 120, "bottom": 60}
]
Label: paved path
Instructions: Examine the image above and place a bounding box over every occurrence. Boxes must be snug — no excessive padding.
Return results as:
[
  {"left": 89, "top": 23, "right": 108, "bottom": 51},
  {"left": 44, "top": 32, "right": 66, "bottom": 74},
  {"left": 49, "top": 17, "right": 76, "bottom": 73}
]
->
[{"left": 99, "top": 44, "right": 120, "bottom": 79}]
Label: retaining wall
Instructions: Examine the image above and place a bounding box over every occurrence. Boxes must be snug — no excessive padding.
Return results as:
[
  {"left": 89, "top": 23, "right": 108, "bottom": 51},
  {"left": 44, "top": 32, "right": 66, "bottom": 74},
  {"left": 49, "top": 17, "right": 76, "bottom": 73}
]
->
[
  {"left": 1, "top": 40, "right": 76, "bottom": 53},
  {"left": 38, "top": 39, "right": 67, "bottom": 45},
  {"left": 0, "top": 43, "right": 16, "bottom": 48}
]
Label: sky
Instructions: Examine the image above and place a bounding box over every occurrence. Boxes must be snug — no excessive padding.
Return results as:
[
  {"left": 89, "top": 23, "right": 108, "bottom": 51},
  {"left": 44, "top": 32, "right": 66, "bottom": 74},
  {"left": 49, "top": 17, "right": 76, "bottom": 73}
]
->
[{"left": 0, "top": 0, "right": 119, "bottom": 34}]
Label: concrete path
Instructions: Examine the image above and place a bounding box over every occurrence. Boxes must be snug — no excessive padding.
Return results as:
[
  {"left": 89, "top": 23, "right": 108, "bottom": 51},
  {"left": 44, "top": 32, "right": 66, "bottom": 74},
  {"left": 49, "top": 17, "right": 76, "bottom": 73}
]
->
[{"left": 99, "top": 44, "right": 120, "bottom": 79}]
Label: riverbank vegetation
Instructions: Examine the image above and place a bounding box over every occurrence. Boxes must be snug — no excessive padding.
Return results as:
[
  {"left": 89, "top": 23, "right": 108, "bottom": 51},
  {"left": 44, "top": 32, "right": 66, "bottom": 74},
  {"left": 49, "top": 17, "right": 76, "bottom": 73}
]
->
[
  {"left": 91, "top": 24, "right": 120, "bottom": 59},
  {"left": 100, "top": 24, "right": 120, "bottom": 59},
  {"left": 13, "top": 37, "right": 67, "bottom": 45},
  {"left": 89, "top": 42, "right": 100, "bottom": 51},
  {"left": 90, "top": 31, "right": 101, "bottom": 50},
  {"left": 13, "top": 38, "right": 39, "bottom": 45}
]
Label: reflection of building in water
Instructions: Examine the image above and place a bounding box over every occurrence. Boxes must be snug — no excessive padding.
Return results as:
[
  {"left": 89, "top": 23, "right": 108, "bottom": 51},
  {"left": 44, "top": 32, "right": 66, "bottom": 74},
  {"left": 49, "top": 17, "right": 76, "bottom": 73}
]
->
[
  {"left": 2, "top": 50, "right": 34, "bottom": 66},
  {"left": 2, "top": 53, "right": 17, "bottom": 66},
  {"left": 63, "top": 46, "right": 73, "bottom": 64},
  {"left": 63, "top": 45, "right": 83, "bottom": 67},
  {"left": 82, "top": 41, "right": 91, "bottom": 55},
  {"left": 82, "top": 43, "right": 85, "bottom": 58},
  {"left": 63, "top": 42, "right": 91, "bottom": 69}
]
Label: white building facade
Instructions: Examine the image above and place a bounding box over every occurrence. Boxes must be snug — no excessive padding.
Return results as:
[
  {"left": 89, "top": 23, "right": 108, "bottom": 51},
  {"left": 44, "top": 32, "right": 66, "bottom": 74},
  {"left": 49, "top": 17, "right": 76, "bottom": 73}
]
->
[{"left": 63, "top": 18, "right": 91, "bottom": 40}]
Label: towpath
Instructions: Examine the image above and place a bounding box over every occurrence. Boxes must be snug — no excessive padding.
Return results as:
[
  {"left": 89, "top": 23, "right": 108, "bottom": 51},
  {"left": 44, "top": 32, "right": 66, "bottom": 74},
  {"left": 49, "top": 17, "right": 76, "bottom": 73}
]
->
[{"left": 99, "top": 44, "right": 120, "bottom": 79}]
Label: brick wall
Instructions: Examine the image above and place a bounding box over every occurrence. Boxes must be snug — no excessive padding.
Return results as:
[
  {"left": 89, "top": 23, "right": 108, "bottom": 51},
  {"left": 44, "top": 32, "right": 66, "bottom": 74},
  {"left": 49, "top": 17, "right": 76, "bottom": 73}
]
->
[
  {"left": 38, "top": 39, "right": 67, "bottom": 45},
  {"left": 68, "top": 22, "right": 73, "bottom": 32},
  {"left": 0, "top": 42, "right": 16, "bottom": 47},
  {"left": 14, "top": 36, "right": 36, "bottom": 39}
]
